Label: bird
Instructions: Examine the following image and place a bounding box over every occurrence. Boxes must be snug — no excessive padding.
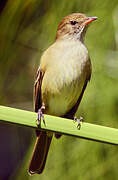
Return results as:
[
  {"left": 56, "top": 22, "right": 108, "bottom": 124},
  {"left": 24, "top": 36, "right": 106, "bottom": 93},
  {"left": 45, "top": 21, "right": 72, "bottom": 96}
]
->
[{"left": 28, "top": 13, "right": 97, "bottom": 175}]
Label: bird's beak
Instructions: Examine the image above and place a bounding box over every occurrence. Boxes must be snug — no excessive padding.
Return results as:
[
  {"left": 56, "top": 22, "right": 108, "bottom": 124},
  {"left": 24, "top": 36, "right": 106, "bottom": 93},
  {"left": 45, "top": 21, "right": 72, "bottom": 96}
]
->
[{"left": 83, "top": 16, "right": 98, "bottom": 25}]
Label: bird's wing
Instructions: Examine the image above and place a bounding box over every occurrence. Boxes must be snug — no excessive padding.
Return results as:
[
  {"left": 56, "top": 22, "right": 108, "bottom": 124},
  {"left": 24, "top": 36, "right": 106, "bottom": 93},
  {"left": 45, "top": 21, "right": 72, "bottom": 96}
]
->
[
  {"left": 31, "top": 67, "right": 52, "bottom": 175},
  {"left": 63, "top": 64, "right": 91, "bottom": 119},
  {"left": 34, "top": 67, "right": 44, "bottom": 112}
]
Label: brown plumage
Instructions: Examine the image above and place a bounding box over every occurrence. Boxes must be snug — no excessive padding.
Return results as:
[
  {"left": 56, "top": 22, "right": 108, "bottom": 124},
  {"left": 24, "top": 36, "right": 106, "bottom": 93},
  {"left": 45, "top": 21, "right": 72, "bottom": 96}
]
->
[{"left": 29, "top": 13, "right": 97, "bottom": 175}]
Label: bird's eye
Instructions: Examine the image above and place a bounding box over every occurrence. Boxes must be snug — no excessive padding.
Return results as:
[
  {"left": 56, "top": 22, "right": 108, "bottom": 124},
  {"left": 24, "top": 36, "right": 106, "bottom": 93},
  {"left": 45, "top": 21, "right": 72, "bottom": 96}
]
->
[{"left": 70, "top": 21, "right": 77, "bottom": 25}]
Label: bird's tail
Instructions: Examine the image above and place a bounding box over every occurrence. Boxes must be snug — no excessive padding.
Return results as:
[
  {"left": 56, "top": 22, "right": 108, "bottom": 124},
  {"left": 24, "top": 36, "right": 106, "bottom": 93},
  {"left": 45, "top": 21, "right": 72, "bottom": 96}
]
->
[{"left": 29, "top": 131, "right": 52, "bottom": 175}]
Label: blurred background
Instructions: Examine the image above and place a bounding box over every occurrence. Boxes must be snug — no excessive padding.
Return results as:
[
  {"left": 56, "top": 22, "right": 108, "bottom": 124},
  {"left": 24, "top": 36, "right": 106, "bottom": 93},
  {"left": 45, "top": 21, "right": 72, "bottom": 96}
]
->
[{"left": 0, "top": 0, "right": 118, "bottom": 179}]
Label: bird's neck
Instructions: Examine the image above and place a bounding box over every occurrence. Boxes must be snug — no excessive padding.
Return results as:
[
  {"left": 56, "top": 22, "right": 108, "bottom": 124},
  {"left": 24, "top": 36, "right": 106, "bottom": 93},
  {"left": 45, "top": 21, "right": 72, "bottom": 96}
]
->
[
  {"left": 55, "top": 35, "right": 85, "bottom": 48},
  {"left": 56, "top": 26, "right": 86, "bottom": 43}
]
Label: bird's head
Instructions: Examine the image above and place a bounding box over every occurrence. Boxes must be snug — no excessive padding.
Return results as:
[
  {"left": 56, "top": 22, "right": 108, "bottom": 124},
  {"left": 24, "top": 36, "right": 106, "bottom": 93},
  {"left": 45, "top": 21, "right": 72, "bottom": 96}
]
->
[{"left": 56, "top": 13, "right": 97, "bottom": 41}]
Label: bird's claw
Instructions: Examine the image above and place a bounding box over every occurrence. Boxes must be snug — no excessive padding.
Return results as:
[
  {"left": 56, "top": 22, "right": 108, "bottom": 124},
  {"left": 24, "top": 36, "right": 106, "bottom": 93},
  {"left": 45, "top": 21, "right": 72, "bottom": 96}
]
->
[
  {"left": 74, "top": 116, "right": 83, "bottom": 130},
  {"left": 37, "top": 106, "right": 46, "bottom": 126}
]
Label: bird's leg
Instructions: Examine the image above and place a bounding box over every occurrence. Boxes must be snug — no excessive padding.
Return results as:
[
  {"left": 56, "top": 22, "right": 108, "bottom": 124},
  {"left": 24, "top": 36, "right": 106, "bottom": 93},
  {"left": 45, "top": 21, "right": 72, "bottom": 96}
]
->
[
  {"left": 37, "top": 105, "right": 46, "bottom": 126},
  {"left": 74, "top": 116, "right": 83, "bottom": 130}
]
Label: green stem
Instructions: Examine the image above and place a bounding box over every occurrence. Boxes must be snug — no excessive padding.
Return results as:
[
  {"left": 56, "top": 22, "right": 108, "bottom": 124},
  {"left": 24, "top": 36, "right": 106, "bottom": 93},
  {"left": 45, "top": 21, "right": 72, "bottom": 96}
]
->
[{"left": 0, "top": 105, "right": 118, "bottom": 145}]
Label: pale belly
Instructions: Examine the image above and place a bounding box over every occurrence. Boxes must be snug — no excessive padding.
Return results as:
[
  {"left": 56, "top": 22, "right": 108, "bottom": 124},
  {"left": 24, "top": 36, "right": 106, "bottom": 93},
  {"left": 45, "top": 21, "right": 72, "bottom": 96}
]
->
[
  {"left": 41, "top": 67, "right": 86, "bottom": 116},
  {"left": 46, "top": 80, "right": 85, "bottom": 116}
]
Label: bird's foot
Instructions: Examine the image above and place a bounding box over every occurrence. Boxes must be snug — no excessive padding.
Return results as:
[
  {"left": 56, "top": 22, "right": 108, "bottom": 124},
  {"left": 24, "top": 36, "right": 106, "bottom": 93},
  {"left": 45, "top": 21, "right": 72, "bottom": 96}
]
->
[
  {"left": 37, "top": 105, "right": 46, "bottom": 126},
  {"left": 74, "top": 116, "right": 83, "bottom": 130}
]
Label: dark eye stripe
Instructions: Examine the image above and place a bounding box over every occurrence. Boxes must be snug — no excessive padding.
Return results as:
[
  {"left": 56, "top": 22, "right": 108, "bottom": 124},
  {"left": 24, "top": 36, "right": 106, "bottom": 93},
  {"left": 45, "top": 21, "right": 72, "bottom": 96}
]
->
[{"left": 70, "top": 21, "right": 77, "bottom": 25}]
